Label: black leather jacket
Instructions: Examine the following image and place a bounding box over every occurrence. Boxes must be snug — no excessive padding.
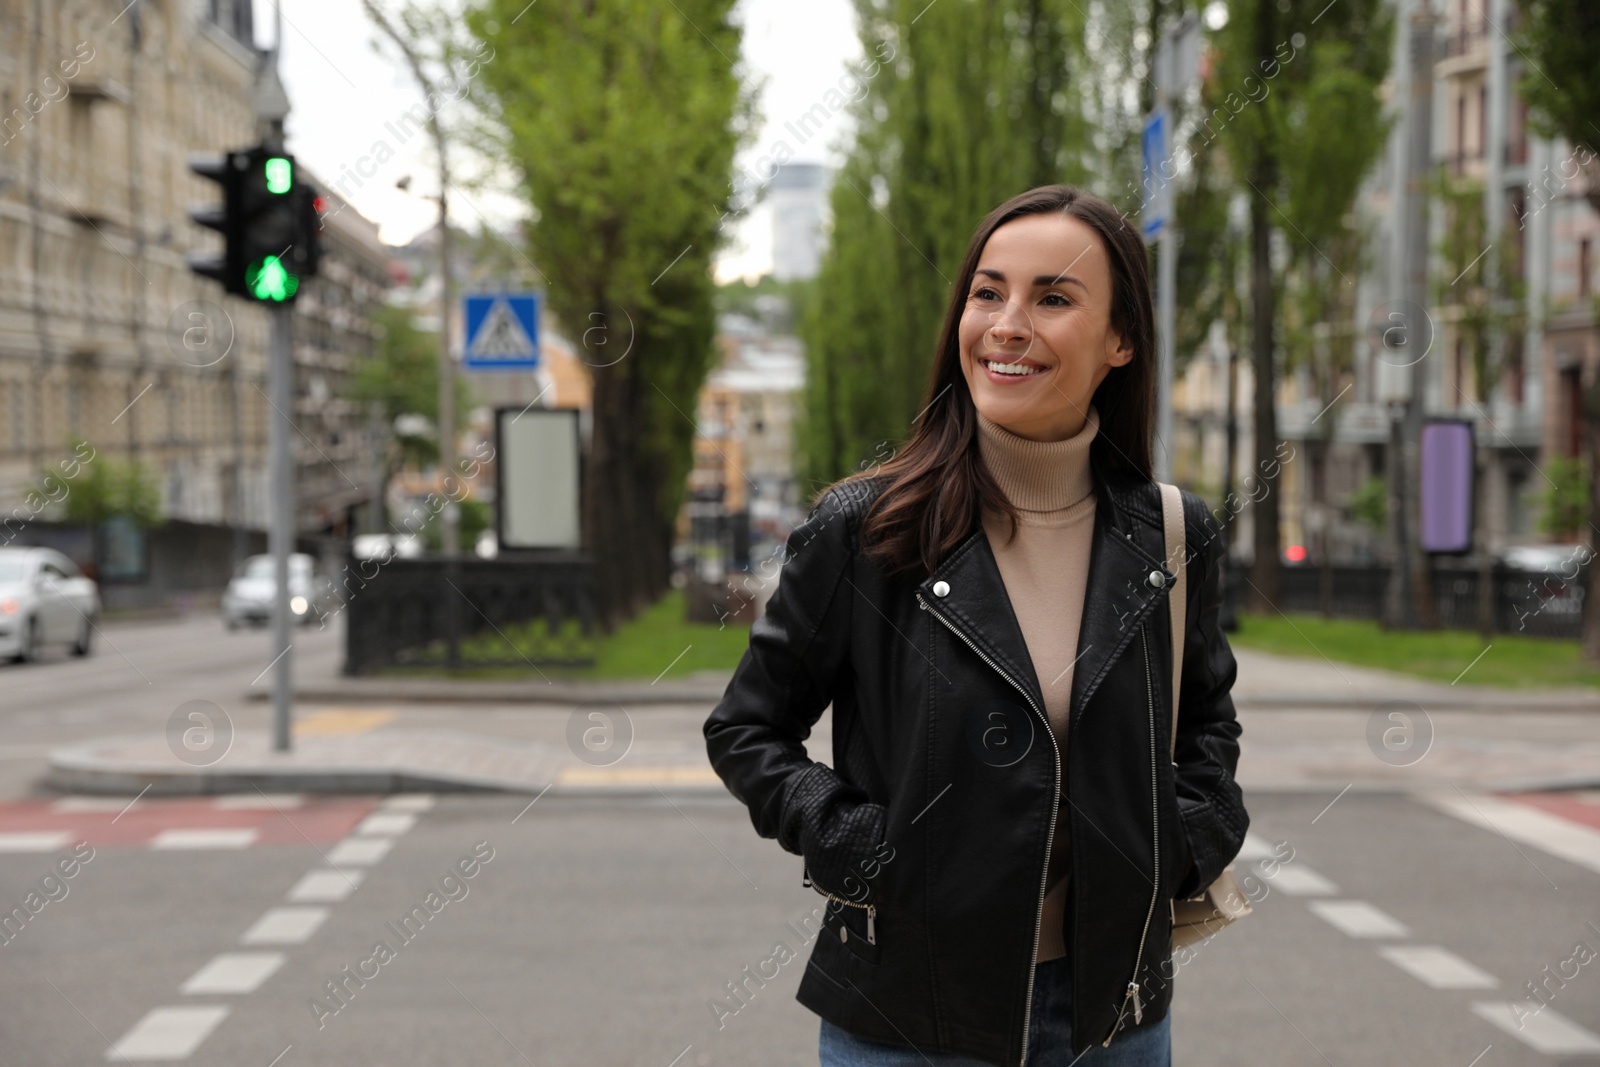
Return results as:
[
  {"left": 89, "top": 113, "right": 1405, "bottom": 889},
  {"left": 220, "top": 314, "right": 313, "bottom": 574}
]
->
[{"left": 703, "top": 463, "right": 1249, "bottom": 1065}]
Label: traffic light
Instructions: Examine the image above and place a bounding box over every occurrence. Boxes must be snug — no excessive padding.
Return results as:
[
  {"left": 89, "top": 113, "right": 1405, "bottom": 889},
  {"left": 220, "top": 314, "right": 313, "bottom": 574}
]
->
[
  {"left": 187, "top": 150, "right": 245, "bottom": 295},
  {"left": 187, "top": 144, "right": 322, "bottom": 303},
  {"left": 237, "top": 147, "right": 318, "bottom": 304}
]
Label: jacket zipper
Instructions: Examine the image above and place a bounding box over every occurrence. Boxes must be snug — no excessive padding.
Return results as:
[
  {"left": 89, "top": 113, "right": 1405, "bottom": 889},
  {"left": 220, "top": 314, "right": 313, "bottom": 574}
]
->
[
  {"left": 802, "top": 862, "right": 877, "bottom": 944},
  {"left": 917, "top": 591, "right": 1059, "bottom": 1067},
  {"left": 1101, "top": 621, "right": 1161, "bottom": 1047}
]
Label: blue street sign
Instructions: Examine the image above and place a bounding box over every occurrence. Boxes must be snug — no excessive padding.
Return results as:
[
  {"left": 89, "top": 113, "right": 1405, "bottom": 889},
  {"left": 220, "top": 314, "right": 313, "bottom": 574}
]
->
[
  {"left": 463, "top": 293, "right": 540, "bottom": 370},
  {"left": 1141, "top": 109, "right": 1170, "bottom": 240}
]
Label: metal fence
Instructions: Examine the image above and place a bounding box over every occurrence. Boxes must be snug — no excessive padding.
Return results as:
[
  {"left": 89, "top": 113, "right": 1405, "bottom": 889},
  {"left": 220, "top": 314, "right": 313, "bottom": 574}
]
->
[
  {"left": 342, "top": 554, "right": 598, "bottom": 675},
  {"left": 1231, "top": 561, "right": 1587, "bottom": 640}
]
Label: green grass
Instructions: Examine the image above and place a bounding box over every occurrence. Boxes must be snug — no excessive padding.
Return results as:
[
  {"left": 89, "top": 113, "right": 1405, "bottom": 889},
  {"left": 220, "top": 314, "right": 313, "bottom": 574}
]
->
[
  {"left": 383, "top": 588, "right": 1600, "bottom": 691},
  {"left": 381, "top": 587, "right": 754, "bottom": 681},
  {"left": 1227, "top": 610, "right": 1600, "bottom": 690}
]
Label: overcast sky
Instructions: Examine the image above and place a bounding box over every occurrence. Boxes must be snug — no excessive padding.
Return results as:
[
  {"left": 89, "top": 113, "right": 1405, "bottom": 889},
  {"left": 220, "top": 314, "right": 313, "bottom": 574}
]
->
[{"left": 268, "top": 0, "right": 861, "bottom": 281}]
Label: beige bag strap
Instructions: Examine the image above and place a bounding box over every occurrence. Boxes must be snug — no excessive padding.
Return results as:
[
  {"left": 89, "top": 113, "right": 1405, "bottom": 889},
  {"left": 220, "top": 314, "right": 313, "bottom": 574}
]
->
[{"left": 1157, "top": 483, "right": 1186, "bottom": 763}]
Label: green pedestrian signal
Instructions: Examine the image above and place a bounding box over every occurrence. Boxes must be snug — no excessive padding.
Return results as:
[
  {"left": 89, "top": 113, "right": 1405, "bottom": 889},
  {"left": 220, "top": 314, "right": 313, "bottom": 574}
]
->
[
  {"left": 247, "top": 255, "right": 299, "bottom": 302},
  {"left": 186, "top": 142, "right": 319, "bottom": 303},
  {"left": 265, "top": 156, "right": 292, "bottom": 194}
]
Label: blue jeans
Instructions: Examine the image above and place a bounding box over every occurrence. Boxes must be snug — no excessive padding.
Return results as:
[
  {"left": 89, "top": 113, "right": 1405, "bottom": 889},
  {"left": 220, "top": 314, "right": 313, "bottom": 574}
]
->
[{"left": 818, "top": 956, "right": 1172, "bottom": 1066}]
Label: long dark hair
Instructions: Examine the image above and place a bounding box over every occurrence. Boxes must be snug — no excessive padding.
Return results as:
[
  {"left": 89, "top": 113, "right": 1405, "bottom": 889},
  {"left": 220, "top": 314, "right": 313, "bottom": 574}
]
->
[{"left": 824, "top": 183, "right": 1156, "bottom": 579}]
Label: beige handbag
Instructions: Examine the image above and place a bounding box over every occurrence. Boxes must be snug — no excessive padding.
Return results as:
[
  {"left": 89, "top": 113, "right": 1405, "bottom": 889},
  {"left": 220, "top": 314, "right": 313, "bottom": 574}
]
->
[{"left": 1157, "top": 482, "right": 1253, "bottom": 952}]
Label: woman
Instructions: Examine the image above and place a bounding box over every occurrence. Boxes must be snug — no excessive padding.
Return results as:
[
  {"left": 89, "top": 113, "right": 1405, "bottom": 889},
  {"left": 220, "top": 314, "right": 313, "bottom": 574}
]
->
[{"left": 703, "top": 184, "right": 1249, "bottom": 1066}]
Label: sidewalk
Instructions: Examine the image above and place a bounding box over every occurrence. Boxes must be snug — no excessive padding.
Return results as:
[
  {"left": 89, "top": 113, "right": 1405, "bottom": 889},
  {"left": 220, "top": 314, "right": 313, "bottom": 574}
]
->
[
  {"left": 48, "top": 646, "right": 1598, "bottom": 798},
  {"left": 251, "top": 647, "right": 1599, "bottom": 712}
]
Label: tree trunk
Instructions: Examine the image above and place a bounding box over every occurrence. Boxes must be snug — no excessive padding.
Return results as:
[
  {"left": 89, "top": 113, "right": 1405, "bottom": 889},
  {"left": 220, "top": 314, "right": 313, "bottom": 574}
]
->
[
  {"left": 1582, "top": 362, "right": 1600, "bottom": 664},
  {"left": 584, "top": 312, "right": 664, "bottom": 632},
  {"left": 1248, "top": 187, "right": 1282, "bottom": 613}
]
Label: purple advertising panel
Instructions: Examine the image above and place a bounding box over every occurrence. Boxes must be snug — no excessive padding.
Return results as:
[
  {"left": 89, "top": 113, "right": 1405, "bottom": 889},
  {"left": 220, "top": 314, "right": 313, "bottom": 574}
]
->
[{"left": 1419, "top": 419, "right": 1474, "bottom": 554}]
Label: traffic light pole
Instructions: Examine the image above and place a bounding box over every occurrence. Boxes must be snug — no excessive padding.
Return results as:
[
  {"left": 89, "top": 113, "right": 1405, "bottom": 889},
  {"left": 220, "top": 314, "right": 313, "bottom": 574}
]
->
[{"left": 269, "top": 301, "right": 294, "bottom": 752}]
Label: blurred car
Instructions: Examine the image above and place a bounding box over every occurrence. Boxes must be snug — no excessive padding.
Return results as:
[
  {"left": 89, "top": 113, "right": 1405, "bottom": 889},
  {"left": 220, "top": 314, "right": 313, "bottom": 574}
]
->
[
  {"left": 1497, "top": 542, "right": 1592, "bottom": 616},
  {"left": 350, "top": 533, "right": 423, "bottom": 562},
  {"left": 0, "top": 547, "right": 101, "bottom": 661},
  {"left": 222, "top": 553, "right": 326, "bottom": 629}
]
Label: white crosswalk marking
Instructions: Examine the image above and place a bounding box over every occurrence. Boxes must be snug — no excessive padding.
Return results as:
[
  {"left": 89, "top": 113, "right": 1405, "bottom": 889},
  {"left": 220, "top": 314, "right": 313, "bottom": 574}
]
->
[
  {"left": 240, "top": 907, "right": 329, "bottom": 946},
  {"left": 1413, "top": 791, "right": 1600, "bottom": 877},
  {"left": 327, "top": 837, "right": 394, "bottom": 866},
  {"left": 1234, "top": 832, "right": 1278, "bottom": 863},
  {"left": 1470, "top": 1001, "right": 1600, "bottom": 1054},
  {"left": 0, "top": 831, "right": 73, "bottom": 852},
  {"left": 286, "top": 869, "right": 364, "bottom": 903},
  {"left": 105, "top": 1006, "right": 229, "bottom": 1061},
  {"left": 50, "top": 797, "right": 133, "bottom": 813},
  {"left": 214, "top": 794, "right": 305, "bottom": 810},
  {"left": 1260, "top": 863, "right": 1337, "bottom": 896},
  {"left": 355, "top": 812, "right": 417, "bottom": 836},
  {"left": 179, "top": 952, "right": 286, "bottom": 994},
  {"left": 379, "top": 794, "right": 436, "bottom": 812},
  {"left": 150, "top": 829, "right": 258, "bottom": 850},
  {"left": 1378, "top": 945, "right": 1499, "bottom": 989},
  {"left": 1307, "top": 900, "right": 1410, "bottom": 938}
]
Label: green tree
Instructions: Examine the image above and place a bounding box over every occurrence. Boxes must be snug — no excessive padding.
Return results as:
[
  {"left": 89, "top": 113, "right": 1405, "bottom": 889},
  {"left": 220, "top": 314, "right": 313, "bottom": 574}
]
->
[
  {"left": 466, "top": 0, "right": 751, "bottom": 629},
  {"left": 1534, "top": 456, "right": 1591, "bottom": 540},
  {"left": 56, "top": 456, "right": 164, "bottom": 527},
  {"left": 1208, "top": 0, "right": 1391, "bottom": 609},
  {"left": 1514, "top": 0, "right": 1600, "bottom": 663},
  {"left": 349, "top": 303, "right": 472, "bottom": 470},
  {"left": 797, "top": 0, "right": 1090, "bottom": 492}
]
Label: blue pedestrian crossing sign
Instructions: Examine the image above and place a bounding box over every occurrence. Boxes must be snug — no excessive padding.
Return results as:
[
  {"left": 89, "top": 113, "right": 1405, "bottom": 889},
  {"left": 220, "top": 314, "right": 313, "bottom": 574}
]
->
[{"left": 463, "top": 293, "right": 540, "bottom": 370}]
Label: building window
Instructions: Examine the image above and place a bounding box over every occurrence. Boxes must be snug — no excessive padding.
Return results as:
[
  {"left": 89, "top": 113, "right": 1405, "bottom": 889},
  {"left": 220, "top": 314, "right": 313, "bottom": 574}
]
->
[
  {"left": 1477, "top": 85, "right": 1486, "bottom": 158},
  {"left": 1581, "top": 238, "right": 1592, "bottom": 298},
  {"left": 1506, "top": 333, "right": 1524, "bottom": 404}
]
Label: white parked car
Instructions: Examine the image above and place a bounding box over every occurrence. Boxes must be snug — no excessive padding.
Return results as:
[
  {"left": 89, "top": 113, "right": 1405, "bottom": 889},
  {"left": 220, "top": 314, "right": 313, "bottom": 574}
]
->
[
  {"left": 222, "top": 553, "right": 326, "bottom": 629},
  {"left": 350, "top": 533, "right": 423, "bottom": 562},
  {"left": 0, "top": 547, "right": 100, "bottom": 661}
]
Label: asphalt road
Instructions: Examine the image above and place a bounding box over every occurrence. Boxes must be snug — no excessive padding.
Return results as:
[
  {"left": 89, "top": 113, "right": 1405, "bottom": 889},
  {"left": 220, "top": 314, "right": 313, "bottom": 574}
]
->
[
  {"left": 0, "top": 789, "right": 1598, "bottom": 1066},
  {"left": 4, "top": 614, "right": 1600, "bottom": 1065}
]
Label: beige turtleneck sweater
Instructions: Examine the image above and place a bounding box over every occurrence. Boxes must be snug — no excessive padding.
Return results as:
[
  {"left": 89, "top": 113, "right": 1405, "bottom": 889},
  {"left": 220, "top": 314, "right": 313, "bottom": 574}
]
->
[{"left": 975, "top": 403, "right": 1100, "bottom": 964}]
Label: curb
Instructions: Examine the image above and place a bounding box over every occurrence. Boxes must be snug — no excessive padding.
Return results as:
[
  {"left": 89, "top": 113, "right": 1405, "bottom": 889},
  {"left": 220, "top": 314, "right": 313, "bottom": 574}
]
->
[
  {"left": 44, "top": 732, "right": 734, "bottom": 799},
  {"left": 244, "top": 682, "right": 1599, "bottom": 712},
  {"left": 243, "top": 679, "right": 734, "bottom": 707}
]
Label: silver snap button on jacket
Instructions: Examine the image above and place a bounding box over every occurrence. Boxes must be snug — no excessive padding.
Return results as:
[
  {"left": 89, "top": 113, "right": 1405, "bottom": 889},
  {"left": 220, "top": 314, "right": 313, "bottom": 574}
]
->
[
  {"left": 1147, "top": 570, "right": 1166, "bottom": 589},
  {"left": 932, "top": 580, "right": 950, "bottom": 597}
]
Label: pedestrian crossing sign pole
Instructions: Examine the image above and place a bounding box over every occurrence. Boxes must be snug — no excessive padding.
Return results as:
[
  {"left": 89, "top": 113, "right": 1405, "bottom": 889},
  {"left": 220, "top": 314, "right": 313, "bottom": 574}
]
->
[{"left": 463, "top": 293, "right": 541, "bottom": 370}]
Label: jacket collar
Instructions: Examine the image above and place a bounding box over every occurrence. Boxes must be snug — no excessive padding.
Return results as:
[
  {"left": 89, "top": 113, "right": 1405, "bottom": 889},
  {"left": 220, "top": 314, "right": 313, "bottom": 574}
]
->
[{"left": 915, "top": 470, "right": 1175, "bottom": 721}]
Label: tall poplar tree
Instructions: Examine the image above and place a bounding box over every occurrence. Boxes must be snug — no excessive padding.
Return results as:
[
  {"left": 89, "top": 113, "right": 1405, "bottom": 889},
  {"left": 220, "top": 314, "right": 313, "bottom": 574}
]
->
[
  {"left": 1208, "top": 0, "right": 1390, "bottom": 610},
  {"left": 466, "top": 0, "right": 753, "bottom": 628},
  {"left": 797, "top": 0, "right": 1090, "bottom": 491}
]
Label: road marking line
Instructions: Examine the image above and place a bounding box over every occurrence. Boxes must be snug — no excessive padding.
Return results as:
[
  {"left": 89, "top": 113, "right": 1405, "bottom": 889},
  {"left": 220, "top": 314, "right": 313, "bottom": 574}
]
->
[
  {"left": 51, "top": 797, "right": 135, "bottom": 813},
  {"left": 1306, "top": 900, "right": 1410, "bottom": 938},
  {"left": 294, "top": 708, "right": 395, "bottom": 736},
  {"left": 240, "top": 907, "right": 329, "bottom": 946},
  {"left": 1234, "top": 831, "right": 1278, "bottom": 863},
  {"left": 1378, "top": 945, "right": 1500, "bottom": 989},
  {"left": 1259, "top": 863, "right": 1337, "bottom": 896},
  {"left": 178, "top": 952, "right": 286, "bottom": 995},
  {"left": 1415, "top": 790, "right": 1600, "bottom": 877},
  {"left": 287, "top": 869, "right": 365, "bottom": 903},
  {"left": 355, "top": 812, "right": 417, "bottom": 836},
  {"left": 326, "top": 838, "right": 394, "bottom": 866},
  {"left": 558, "top": 764, "right": 722, "bottom": 786},
  {"left": 1469, "top": 1001, "right": 1600, "bottom": 1054},
  {"left": 150, "top": 829, "right": 258, "bottom": 850},
  {"left": 104, "top": 1005, "right": 229, "bottom": 1061},
  {"left": 0, "top": 831, "right": 73, "bottom": 852},
  {"left": 379, "top": 794, "right": 436, "bottom": 812},
  {"left": 215, "top": 794, "right": 305, "bottom": 810}
]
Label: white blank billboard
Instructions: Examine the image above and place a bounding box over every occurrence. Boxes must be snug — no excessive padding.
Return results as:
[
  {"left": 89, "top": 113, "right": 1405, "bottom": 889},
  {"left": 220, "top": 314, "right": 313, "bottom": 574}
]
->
[{"left": 496, "top": 407, "right": 581, "bottom": 550}]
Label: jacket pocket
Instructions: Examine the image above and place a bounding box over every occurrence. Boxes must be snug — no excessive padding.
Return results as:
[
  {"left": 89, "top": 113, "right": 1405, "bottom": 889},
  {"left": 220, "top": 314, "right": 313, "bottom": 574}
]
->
[{"left": 809, "top": 874, "right": 881, "bottom": 964}]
